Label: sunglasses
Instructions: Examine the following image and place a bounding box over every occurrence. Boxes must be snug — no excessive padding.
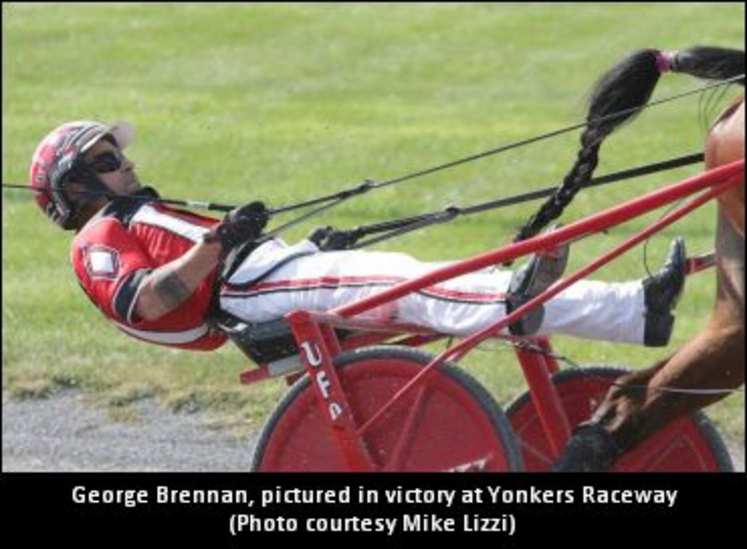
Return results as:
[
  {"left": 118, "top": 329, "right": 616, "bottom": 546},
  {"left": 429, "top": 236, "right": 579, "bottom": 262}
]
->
[{"left": 87, "top": 149, "right": 127, "bottom": 173}]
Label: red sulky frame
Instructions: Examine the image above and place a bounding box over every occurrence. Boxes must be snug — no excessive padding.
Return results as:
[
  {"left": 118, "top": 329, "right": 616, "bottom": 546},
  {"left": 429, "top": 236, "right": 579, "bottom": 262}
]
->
[{"left": 246, "top": 159, "right": 744, "bottom": 472}]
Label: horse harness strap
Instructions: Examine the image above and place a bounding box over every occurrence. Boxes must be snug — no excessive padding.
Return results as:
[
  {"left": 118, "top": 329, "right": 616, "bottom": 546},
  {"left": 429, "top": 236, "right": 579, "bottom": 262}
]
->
[{"left": 207, "top": 239, "right": 346, "bottom": 365}]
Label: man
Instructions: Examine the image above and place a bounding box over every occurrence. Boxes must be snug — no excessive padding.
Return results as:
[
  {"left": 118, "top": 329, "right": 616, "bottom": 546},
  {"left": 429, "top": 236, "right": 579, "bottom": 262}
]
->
[{"left": 29, "top": 120, "right": 685, "bottom": 354}]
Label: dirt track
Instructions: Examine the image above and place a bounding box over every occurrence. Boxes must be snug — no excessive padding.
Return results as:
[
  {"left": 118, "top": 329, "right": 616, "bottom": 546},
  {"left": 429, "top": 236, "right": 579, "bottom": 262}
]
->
[
  {"left": 2, "top": 390, "right": 744, "bottom": 472},
  {"left": 2, "top": 391, "right": 256, "bottom": 472}
]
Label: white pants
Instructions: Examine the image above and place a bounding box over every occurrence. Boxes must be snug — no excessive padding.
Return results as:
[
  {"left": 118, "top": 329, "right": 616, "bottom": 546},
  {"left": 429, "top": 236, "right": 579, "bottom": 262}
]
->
[{"left": 219, "top": 239, "right": 646, "bottom": 344}]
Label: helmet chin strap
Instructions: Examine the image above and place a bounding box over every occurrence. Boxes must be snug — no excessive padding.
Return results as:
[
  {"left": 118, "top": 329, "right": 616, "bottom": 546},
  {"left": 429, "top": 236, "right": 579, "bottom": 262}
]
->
[
  {"left": 66, "top": 171, "right": 162, "bottom": 227},
  {"left": 64, "top": 163, "right": 115, "bottom": 220}
]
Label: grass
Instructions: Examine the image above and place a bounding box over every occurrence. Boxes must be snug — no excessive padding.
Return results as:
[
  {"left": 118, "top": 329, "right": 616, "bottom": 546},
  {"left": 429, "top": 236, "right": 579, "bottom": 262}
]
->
[{"left": 2, "top": 3, "right": 743, "bottom": 444}]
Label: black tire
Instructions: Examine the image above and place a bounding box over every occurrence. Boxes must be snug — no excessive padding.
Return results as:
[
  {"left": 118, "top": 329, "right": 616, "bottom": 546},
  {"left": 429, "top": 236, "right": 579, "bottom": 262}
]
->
[
  {"left": 251, "top": 345, "right": 523, "bottom": 472},
  {"left": 506, "top": 365, "right": 734, "bottom": 472}
]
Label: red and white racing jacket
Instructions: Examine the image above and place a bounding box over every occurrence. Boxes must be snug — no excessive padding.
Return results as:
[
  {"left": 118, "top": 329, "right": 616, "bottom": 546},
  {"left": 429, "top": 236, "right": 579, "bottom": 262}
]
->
[{"left": 71, "top": 197, "right": 227, "bottom": 350}]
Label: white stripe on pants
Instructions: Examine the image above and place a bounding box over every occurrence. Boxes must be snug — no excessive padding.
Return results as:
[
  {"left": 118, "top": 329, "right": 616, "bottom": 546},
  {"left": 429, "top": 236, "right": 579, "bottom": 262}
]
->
[{"left": 220, "top": 247, "right": 646, "bottom": 344}]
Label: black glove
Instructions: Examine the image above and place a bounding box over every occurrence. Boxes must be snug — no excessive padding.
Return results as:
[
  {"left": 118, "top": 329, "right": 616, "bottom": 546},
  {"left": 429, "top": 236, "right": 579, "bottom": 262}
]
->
[
  {"left": 204, "top": 201, "right": 269, "bottom": 253},
  {"left": 307, "top": 226, "right": 357, "bottom": 251},
  {"left": 307, "top": 226, "right": 335, "bottom": 247}
]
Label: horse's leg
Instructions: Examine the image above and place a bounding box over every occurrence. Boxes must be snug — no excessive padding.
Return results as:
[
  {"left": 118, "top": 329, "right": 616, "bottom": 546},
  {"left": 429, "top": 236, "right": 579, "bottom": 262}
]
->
[
  {"left": 553, "top": 210, "right": 744, "bottom": 470},
  {"left": 598, "top": 213, "right": 744, "bottom": 450}
]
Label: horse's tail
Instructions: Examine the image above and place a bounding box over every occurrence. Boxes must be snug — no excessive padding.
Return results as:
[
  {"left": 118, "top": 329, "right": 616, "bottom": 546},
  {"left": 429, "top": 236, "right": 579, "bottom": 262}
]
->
[
  {"left": 588, "top": 47, "right": 744, "bottom": 132},
  {"left": 516, "top": 46, "right": 745, "bottom": 241}
]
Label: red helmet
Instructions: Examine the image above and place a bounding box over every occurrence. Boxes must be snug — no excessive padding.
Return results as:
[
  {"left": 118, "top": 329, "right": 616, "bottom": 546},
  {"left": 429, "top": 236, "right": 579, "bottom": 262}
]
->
[{"left": 29, "top": 120, "right": 134, "bottom": 229}]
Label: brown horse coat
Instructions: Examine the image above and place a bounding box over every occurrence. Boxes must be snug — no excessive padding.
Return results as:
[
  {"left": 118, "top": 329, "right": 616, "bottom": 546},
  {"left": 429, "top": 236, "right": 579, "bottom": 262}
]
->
[{"left": 594, "top": 97, "right": 744, "bottom": 450}]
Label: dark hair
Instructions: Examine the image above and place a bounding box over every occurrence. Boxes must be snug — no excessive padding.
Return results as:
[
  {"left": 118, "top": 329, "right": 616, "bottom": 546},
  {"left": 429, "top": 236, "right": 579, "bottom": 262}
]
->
[{"left": 516, "top": 46, "right": 745, "bottom": 242}]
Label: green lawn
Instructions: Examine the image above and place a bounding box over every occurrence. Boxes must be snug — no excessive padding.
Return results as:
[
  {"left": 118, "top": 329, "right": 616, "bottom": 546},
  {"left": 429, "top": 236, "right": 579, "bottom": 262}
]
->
[{"left": 2, "top": 3, "right": 743, "bottom": 442}]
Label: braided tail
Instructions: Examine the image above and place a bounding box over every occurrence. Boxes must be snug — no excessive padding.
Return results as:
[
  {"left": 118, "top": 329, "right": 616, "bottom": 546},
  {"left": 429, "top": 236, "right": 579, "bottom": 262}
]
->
[
  {"left": 515, "top": 129, "right": 601, "bottom": 242},
  {"left": 514, "top": 45, "right": 744, "bottom": 243}
]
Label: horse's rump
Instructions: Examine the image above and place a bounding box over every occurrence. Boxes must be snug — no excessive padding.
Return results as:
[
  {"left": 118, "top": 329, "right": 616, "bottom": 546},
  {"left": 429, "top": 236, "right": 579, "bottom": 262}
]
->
[{"left": 707, "top": 97, "right": 744, "bottom": 236}]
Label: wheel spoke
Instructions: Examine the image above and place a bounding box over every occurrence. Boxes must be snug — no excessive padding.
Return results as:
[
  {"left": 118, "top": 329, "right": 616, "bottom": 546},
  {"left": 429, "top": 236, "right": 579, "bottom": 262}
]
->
[
  {"left": 516, "top": 435, "right": 554, "bottom": 467},
  {"left": 380, "top": 385, "right": 429, "bottom": 472}
]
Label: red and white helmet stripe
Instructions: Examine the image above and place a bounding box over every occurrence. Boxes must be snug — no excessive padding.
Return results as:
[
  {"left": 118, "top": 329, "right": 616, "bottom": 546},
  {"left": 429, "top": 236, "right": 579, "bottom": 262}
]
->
[{"left": 29, "top": 120, "right": 135, "bottom": 229}]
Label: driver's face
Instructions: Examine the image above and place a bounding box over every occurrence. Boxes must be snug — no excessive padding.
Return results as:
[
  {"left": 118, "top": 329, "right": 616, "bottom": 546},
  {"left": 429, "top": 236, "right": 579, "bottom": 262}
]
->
[{"left": 83, "top": 139, "right": 141, "bottom": 196}]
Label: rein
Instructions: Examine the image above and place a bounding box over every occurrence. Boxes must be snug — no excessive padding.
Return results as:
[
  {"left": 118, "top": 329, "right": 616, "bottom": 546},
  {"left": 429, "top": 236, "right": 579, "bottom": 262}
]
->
[
  {"left": 3, "top": 152, "right": 704, "bottom": 247},
  {"left": 318, "top": 153, "right": 704, "bottom": 250},
  {"left": 516, "top": 340, "right": 746, "bottom": 396},
  {"left": 4, "top": 76, "right": 741, "bottom": 243},
  {"left": 264, "top": 75, "right": 742, "bottom": 239}
]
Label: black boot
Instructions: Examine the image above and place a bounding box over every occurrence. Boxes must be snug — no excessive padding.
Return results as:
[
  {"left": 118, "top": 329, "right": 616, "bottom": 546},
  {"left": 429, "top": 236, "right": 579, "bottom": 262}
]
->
[
  {"left": 506, "top": 237, "right": 569, "bottom": 336},
  {"left": 642, "top": 237, "right": 687, "bottom": 347},
  {"left": 550, "top": 422, "right": 622, "bottom": 472}
]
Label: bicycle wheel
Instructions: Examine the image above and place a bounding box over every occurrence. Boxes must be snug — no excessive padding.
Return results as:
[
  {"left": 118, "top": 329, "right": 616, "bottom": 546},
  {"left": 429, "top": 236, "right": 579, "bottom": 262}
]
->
[
  {"left": 506, "top": 366, "right": 734, "bottom": 472},
  {"left": 251, "top": 346, "right": 523, "bottom": 472}
]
